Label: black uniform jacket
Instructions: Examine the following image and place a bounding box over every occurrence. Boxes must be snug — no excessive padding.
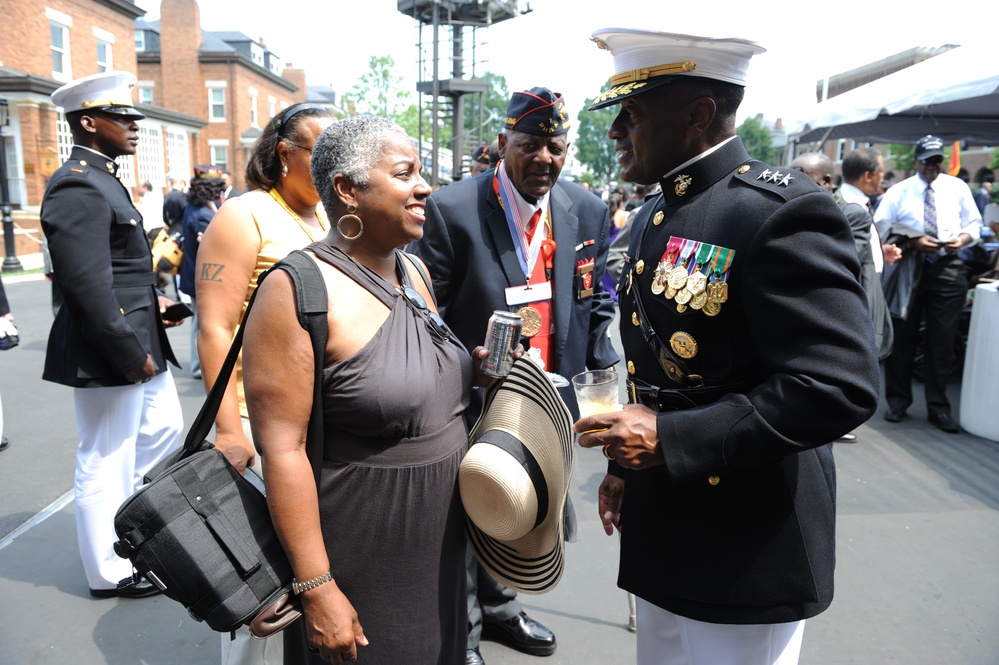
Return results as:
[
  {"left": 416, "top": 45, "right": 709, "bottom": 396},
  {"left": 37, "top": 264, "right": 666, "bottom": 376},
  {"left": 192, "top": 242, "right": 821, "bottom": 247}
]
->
[
  {"left": 415, "top": 170, "right": 619, "bottom": 419},
  {"left": 41, "top": 147, "right": 177, "bottom": 388},
  {"left": 617, "top": 138, "right": 879, "bottom": 625}
]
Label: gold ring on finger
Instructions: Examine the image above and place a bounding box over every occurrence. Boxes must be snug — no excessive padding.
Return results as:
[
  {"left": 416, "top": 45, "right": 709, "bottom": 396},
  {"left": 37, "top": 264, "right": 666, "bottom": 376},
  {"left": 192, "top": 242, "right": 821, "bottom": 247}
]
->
[{"left": 602, "top": 445, "right": 613, "bottom": 460}]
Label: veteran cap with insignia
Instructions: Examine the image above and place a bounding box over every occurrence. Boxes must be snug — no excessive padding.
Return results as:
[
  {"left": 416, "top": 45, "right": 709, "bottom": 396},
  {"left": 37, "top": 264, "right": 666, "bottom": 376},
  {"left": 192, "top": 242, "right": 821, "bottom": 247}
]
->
[
  {"left": 51, "top": 70, "right": 145, "bottom": 119},
  {"left": 472, "top": 144, "right": 492, "bottom": 166},
  {"left": 505, "top": 87, "right": 571, "bottom": 136},
  {"left": 914, "top": 135, "right": 945, "bottom": 161},
  {"left": 588, "top": 28, "right": 766, "bottom": 110},
  {"left": 193, "top": 164, "right": 225, "bottom": 180}
]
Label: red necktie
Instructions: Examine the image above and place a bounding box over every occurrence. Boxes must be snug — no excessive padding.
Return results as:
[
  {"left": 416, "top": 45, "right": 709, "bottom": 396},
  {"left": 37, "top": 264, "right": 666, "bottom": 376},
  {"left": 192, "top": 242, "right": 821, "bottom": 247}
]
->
[{"left": 525, "top": 209, "right": 542, "bottom": 244}]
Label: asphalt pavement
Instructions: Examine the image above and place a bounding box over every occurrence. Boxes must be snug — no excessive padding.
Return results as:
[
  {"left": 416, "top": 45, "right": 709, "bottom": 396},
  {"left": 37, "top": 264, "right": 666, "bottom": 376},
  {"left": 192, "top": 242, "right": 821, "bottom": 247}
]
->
[{"left": 0, "top": 268, "right": 997, "bottom": 664}]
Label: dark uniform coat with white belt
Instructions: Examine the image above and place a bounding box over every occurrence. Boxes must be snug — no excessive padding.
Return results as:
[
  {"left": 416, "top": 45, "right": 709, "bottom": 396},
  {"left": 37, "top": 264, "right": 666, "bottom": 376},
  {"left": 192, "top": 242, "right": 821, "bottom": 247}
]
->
[
  {"left": 415, "top": 170, "right": 619, "bottom": 420},
  {"left": 41, "top": 147, "right": 177, "bottom": 387},
  {"left": 616, "top": 137, "right": 879, "bottom": 625}
]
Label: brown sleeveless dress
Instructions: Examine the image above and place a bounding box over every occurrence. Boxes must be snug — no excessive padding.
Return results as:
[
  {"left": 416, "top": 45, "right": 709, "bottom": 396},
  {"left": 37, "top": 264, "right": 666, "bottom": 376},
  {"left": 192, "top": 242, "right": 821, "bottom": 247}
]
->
[{"left": 284, "top": 244, "right": 470, "bottom": 664}]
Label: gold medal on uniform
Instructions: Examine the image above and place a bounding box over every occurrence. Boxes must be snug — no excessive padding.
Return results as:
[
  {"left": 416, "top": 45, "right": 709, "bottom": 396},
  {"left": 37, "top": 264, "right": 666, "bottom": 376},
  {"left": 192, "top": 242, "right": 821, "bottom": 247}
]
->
[
  {"left": 675, "top": 288, "right": 692, "bottom": 306},
  {"left": 651, "top": 260, "right": 668, "bottom": 295},
  {"left": 664, "top": 285, "right": 678, "bottom": 299},
  {"left": 703, "top": 300, "right": 722, "bottom": 316},
  {"left": 704, "top": 245, "right": 735, "bottom": 307},
  {"left": 669, "top": 331, "right": 698, "bottom": 359},
  {"left": 517, "top": 306, "right": 543, "bottom": 337},
  {"left": 690, "top": 291, "right": 708, "bottom": 310}
]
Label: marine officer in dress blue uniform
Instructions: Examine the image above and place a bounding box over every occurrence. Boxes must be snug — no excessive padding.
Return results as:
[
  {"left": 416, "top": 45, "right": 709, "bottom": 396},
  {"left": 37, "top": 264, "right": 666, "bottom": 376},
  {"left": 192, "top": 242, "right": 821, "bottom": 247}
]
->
[
  {"left": 42, "top": 71, "right": 185, "bottom": 598},
  {"left": 574, "top": 29, "right": 880, "bottom": 665}
]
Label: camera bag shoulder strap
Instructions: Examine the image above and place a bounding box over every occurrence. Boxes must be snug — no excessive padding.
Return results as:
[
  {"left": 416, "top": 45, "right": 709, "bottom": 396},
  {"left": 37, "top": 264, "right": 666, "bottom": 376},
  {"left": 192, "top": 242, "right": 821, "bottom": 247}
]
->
[{"left": 179, "top": 250, "right": 328, "bottom": 487}]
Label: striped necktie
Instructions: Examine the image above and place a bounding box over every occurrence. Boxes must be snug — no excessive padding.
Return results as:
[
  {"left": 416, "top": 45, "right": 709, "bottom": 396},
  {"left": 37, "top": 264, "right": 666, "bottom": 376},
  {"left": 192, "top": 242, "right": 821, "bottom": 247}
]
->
[{"left": 923, "top": 185, "right": 938, "bottom": 237}]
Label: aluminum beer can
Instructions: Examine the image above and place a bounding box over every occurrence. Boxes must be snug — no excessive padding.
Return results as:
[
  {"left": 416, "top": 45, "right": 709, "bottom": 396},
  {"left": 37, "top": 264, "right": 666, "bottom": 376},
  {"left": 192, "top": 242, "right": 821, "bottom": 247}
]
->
[{"left": 481, "top": 310, "right": 522, "bottom": 378}]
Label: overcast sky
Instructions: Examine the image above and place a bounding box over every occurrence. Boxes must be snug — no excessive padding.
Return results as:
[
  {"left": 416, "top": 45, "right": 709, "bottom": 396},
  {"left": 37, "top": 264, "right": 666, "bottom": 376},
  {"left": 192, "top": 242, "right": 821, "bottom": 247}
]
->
[{"left": 135, "top": 0, "right": 985, "bottom": 134}]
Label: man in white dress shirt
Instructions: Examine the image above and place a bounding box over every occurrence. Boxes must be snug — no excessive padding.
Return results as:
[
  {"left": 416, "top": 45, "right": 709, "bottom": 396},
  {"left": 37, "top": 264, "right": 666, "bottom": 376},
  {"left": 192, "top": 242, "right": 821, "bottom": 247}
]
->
[{"left": 874, "top": 135, "right": 982, "bottom": 433}]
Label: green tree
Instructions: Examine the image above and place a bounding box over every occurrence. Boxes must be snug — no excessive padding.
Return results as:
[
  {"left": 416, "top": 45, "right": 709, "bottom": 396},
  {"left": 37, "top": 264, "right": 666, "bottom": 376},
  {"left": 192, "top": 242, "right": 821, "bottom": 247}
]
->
[
  {"left": 341, "top": 55, "right": 411, "bottom": 118},
  {"left": 574, "top": 96, "right": 618, "bottom": 184},
  {"left": 461, "top": 72, "right": 510, "bottom": 146},
  {"left": 887, "top": 143, "right": 916, "bottom": 171},
  {"left": 736, "top": 115, "right": 774, "bottom": 163}
]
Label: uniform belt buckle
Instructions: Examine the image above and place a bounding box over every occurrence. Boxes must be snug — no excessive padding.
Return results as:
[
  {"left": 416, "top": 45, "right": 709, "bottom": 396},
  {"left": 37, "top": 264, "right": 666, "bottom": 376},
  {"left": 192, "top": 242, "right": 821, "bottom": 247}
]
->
[{"left": 626, "top": 380, "right": 639, "bottom": 405}]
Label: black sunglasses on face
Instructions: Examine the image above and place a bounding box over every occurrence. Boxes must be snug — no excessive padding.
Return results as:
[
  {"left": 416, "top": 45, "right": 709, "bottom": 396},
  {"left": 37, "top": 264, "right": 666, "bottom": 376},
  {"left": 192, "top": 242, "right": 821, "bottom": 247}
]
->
[{"left": 400, "top": 286, "right": 451, "bottom": 342}]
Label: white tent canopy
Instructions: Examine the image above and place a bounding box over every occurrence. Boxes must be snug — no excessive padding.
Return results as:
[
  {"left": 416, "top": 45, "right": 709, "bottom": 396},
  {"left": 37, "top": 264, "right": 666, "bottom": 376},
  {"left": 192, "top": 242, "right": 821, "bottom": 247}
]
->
[{"left": 796, "top": 45, "right": 999, "bottom": 146}]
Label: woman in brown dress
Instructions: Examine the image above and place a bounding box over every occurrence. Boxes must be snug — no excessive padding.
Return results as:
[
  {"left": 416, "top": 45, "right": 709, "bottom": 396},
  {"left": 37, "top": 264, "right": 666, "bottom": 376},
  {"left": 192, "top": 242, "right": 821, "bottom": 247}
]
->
[{"left": 243, "top": 116, "right": 489, "bottom": 664}]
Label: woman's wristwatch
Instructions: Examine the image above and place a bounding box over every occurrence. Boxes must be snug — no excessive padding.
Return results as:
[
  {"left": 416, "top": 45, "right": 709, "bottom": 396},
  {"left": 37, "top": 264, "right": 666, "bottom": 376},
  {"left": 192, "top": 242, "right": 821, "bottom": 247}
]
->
[{"left": 292, "top": 571, "right": 332, "bottom": 595}]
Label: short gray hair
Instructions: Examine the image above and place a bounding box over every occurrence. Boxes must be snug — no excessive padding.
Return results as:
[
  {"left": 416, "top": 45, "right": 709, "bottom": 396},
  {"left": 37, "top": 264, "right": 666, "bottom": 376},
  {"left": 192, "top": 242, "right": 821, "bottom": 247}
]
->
[{"left": 311, "top": 115, "right": 411, "bottom": 211}]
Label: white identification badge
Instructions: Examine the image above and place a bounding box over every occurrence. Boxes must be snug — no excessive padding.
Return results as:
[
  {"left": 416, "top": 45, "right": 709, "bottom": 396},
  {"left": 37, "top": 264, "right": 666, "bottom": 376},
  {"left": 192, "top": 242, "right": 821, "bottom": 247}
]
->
[{"left": 504, "top": 281, "right": 553, "bottom": 306}]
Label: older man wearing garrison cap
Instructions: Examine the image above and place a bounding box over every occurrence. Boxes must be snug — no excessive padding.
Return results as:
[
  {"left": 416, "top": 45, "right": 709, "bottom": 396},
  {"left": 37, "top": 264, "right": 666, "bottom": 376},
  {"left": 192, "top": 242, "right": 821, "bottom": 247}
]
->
[
  {"left": 41, "top": 71, "right": 185, "bottom": 599},
  {"left": 414, "top": 86, "right": 618, "bottom": 665},
  {"left": 573, "top": 29, "right": 879, "bottom": 665}
]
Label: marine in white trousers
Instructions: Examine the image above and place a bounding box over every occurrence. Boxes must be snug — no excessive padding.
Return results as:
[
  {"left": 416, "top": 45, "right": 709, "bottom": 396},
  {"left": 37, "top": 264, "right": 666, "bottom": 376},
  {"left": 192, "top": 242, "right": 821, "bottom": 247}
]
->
[
  {"left": 636, "top": 598, "right": 805, "bottom": 665},
  {"left": 73, "top": 370, "right": 182, "bottom": 590}
]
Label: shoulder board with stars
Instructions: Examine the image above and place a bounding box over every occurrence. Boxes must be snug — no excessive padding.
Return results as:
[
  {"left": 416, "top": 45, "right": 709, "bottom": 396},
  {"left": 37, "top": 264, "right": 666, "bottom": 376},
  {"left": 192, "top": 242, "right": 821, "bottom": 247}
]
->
[{"left": 733, "top": 162, "right": 813, "bottom": 200}]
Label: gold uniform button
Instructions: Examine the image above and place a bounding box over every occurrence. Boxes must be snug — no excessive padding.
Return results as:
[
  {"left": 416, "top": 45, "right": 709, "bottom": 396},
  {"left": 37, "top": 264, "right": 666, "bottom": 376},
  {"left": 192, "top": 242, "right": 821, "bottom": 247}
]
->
[
  {"left": 708, "top": 475, "right": 720, "bottom": 486},
  {"left": 79, "top": 160, "right": 88, "bottom": 166},
  {"left": 653, "top": 211, "right": 664, "bottom": 226},
  {"left": 631, "top": 311, "right": 640, "bottom": 326},
  {"left": 130, "top": 219, "right": 138, "bottom": 226},
  {"left": 738, "top": 164, "right": 751, "bottom": 174},
  {"left": 119, "top": 307, "right": 125, "bottom": 314},
  {"left": 627, "top": 361, "right": 636, "bottom": 375},
  {"left": 635, "top": 259, "right": 645, "bottom": 275}
]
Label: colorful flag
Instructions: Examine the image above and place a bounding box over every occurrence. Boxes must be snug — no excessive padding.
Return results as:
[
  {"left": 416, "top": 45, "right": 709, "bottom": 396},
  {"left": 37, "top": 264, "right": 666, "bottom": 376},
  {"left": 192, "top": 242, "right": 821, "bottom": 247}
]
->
[{"left": 947, "top": 141, "right": 961, "bottom": 176}]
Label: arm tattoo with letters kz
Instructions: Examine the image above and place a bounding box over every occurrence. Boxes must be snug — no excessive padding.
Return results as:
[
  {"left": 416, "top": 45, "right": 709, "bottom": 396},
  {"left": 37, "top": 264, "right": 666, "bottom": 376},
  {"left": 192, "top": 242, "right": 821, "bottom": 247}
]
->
[{"left": 200, "top": 263, "right": 225, "bottom": 282}]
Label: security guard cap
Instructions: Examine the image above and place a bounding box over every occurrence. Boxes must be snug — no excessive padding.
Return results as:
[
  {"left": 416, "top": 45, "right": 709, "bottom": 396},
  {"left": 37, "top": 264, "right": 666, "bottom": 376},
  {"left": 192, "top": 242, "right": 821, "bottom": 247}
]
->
[
  {"left": 51, "top": 71, "right": 145, "bottom": 119},
  {"left": 588, "top": 28, "right": 765, "bottom": 110}
]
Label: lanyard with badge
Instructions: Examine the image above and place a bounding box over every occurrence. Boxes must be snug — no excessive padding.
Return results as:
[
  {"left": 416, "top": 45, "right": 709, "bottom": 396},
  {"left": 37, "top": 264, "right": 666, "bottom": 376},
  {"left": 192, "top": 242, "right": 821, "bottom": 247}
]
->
[{"left": 493, "top": 163, "right": 554, "bottom": 337}]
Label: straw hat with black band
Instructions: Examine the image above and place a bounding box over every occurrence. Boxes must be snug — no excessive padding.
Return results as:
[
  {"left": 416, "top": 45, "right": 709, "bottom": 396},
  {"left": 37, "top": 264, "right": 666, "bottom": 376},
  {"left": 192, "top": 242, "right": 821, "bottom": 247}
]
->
[{"left": 460, "top": 357, "right": 576, "bottom": 594}]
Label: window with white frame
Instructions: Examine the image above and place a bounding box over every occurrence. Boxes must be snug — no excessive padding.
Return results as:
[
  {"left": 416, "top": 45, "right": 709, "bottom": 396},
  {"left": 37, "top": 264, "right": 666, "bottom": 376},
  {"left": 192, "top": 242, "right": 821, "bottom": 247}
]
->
[
  {"left": 138, "top": 85, "right": 153, "bottom": 105},
  {"left": 249, "top": 88, "right": 259, "bottom": 127},
  {"left": 135, "top": 29, "right": 145, "bottom": 52},
  {"left": 56, "top": 111, "right": 73, "bottom": 164},
  {"left": 206, "top": 82, "right": 227, "bottom": 122},
  {"left": 136, "top": 125, "right": 165, "bottom": 188},
  {"left": 116, "top": 153, "right": 135, "bottom": 188},
  {"left": 250, "top": 43, "right": 264, "bottom": 67},
  {"left": 166, "top": 129, "right": 191, "bottom": 181},
  {"left": 97, "top": 40, "right": 113, "bottom": 72},
  {"left": 268, "top": 96, "right": 276, "bottom": 119},
  {"left": 93, "top": 27, "right": 115, "bottom": 73},
  {"left": 209, "top": 141, "right": 228, "bottom": 171},
  {"left": 50, "top": 21, "right": 71, "bottom": 80}
]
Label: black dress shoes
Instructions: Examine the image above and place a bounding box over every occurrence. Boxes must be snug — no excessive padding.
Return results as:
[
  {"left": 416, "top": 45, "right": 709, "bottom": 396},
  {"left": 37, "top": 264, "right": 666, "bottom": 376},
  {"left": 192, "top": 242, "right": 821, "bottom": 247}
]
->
[
  {"left": 884, "top": 407, "right": 906, "bottom": 423},
  {"left": 466, "top": 647, "right": 485, "bottom": 665},
  {"left": 836, "top": 432, "right": 858, "bottom": 443},
  {"left": 90, "top": 578, "right": 161, "bottom": 599},
  {"left": 929, "top": 412, "right": 960, "bottom": 433},
  {"left": 482, "top": 611, "right": 556, "bottom": 656},
  {"left": 0, "top": 436, "right": 9, "bottom": 452}
]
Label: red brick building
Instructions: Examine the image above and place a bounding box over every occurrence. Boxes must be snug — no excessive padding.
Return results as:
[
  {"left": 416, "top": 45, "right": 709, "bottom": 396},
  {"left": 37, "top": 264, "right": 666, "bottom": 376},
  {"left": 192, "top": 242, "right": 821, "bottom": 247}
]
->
[
  {"left": 136, "top": 0, "right": 315, "bottom": 192},
  {"left": 0, "top": 0, "right": 206, "bottom": 261}
]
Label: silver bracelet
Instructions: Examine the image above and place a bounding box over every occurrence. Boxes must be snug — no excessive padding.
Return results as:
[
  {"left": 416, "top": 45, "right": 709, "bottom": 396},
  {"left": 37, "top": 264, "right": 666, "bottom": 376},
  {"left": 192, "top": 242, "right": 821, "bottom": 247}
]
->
[{"left": 292, "top": 571, "right": 332, "bottom": 595}]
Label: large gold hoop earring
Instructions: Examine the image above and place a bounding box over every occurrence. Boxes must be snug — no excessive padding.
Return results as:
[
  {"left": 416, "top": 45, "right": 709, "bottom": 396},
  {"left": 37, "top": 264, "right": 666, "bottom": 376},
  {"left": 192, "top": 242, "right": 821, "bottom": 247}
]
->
[{"left": 337, "top": 213, "right": 363, "bottom": 240}]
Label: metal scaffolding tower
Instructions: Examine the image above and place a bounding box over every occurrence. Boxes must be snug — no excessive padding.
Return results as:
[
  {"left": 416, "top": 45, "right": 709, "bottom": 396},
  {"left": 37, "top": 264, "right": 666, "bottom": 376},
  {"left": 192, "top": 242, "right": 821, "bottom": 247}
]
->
[{"left": 397, "top": 0, "right": 530, "bottom": 185}]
